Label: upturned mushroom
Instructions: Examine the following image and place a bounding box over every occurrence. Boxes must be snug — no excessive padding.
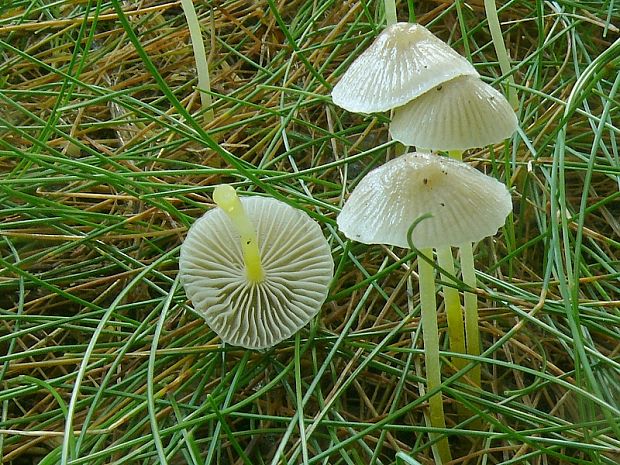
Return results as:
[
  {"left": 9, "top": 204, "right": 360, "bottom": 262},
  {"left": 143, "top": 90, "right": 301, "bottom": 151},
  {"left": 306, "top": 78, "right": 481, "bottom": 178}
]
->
[{"left": 179, "top": 185, "right": 334, "bottom": 350}]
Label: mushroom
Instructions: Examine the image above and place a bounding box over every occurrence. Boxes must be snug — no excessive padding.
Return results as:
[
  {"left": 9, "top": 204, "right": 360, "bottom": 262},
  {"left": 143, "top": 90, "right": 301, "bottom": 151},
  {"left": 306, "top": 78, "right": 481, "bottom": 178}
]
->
[
  {"left": 179, "top": 185, "right": 334, "bottom": 350},
  {"left": 331, "top": 15, "right": 517, "bottom": 446},
  {"left": 337, "top": 152, "right": 512, "bottom": 462},
  {"left": 388, "top": 74, "right": 517, "bottom": 390},
  {"left": 358, "top": 29, "right": 516, "bottom": 393},
  {"left": 389, "top": 75, "right": 518, "bottom": 151},
  {"left": 337, "top": 152, "right": 512, "bottom": 249},
  {"left": 331, "top": 22, "right": 478, "bottom": 114}
]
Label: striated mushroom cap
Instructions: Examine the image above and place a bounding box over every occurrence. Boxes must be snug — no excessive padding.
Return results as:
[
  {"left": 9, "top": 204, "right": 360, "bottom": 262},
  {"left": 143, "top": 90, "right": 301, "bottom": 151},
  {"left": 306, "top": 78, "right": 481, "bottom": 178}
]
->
[
  {"left": 180, "top": 197, "right": 334, "bottom": 350},
  {"left": 390, "top": 75, "right": 518, "bottom": 150},
  {"left": 337, "top": 152, "right": 512, "bottom": 249},
  {"left": 331, "top": 22, "right": 478, "bottom": 113}
]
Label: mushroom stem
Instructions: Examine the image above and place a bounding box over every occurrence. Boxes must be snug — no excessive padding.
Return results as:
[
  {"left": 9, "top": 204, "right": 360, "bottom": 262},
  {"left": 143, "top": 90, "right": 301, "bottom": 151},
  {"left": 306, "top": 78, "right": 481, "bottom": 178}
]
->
[
  {"left": 213, "top": 185, "right": 265, "bottom": 283},
  {"left": 483, "top": 0, "right": 517, "bottom": 108},
  {"left": 384, "top": 0, "right": 397, "bottom": 26},
  {"left": 459, "top": 242, "right": 481, "bottom": 388},
  {"left": 436, "top": 247, "right": 466, "bottom": 373},
  {"left": 418, "top": 249, "right": 452, "bottom": 464},
  {"left": 447, "top": 149, "right": 481, "bottom": 389}
]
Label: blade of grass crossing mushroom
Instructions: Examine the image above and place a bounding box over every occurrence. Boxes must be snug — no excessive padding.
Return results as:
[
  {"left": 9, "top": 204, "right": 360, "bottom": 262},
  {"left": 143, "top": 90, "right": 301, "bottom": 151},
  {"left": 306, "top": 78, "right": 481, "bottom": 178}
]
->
[
  {"left": 180, "top": 0, "right": 214, "bottom": 124},
  {"left": 418, "top": 248, "right": 452, "bottom": 464}
]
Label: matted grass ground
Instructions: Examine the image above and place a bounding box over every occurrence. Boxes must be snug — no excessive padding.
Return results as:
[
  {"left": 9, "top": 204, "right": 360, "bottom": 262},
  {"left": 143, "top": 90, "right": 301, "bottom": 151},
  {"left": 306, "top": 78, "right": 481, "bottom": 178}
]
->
[{"left": 0, "top": 1, "right": 618, "bottom": 464}]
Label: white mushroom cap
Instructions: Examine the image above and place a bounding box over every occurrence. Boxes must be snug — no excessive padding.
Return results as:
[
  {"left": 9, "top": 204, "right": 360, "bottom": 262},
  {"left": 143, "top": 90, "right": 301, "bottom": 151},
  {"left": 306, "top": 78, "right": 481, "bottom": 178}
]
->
[
  {"left": 337, "top": 152, "right": 512, "bottom": 249},
  {"left": 179, "top": 196, "right": 333, "bottom": 350},
  {"left": 331, "top": 22, "right": 478, "bottom": 113},
  {"left": 390, "top": 75, "right": 518, "bottom": 151}
]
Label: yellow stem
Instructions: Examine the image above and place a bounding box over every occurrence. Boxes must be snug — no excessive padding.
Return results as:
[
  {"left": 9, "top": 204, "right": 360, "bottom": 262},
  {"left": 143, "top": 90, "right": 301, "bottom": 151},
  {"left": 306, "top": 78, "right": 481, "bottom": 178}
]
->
[
  {"left": 213, "top": 185, "right": 264, "bottom": 283},
  {"left": 436, "top": 247, "right": 466, "bottom": 372},
  {"left": 448, "top": 150, "right": 463, "bottom": 160},
  {"left": 460, "top": 242, "right": 481, "bottom": 388},
  {"left": 447, "top": 149, "right": 482, "bottom": 389}
]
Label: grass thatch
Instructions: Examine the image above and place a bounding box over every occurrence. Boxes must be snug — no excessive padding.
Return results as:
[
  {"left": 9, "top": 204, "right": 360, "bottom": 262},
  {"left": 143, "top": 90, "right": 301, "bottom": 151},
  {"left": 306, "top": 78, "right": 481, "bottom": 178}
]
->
[{"left": 0, "top": 1, "right": 619, "bottom": 464}]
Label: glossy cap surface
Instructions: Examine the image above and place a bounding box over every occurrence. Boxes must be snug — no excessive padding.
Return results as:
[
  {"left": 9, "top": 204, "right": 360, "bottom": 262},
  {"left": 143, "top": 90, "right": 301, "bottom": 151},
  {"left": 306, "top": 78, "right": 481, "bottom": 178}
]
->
[
  {"left": 337, "top": 152, "right": 512, "bottom": 249},
  {"left": 331, "top": 22, "right": 478, "bottom": 113},
  {"left": 390, "top": 75, "right": 518, "bottom": 150}
]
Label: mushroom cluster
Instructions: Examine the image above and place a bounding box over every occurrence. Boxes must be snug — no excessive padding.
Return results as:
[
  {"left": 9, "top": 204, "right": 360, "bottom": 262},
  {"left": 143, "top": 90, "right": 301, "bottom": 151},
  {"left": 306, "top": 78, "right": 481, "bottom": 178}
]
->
[{"left": 331, "top": 21, "right": 518, "bottom": 463}]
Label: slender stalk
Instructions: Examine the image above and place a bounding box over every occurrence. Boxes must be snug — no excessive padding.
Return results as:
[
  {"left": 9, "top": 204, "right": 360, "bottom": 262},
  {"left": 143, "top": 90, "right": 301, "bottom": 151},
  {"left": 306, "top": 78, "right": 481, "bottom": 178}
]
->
[
  {"left": 418, "top": 249, "right": 452, "bottom": 464},
  {"left": 448, "top": 149, "right": 481, "bottom": 389},
  {"left": 180, "top": 0, "right": 214, "bottom": 123},
  {"left": 484, "top": 0, "right": 517, "bottom": 108},
  {"left": 213, "top": 185, "right": 264, "bottom": 283},
  {"left": 460, "top": 243, "right": 481, "bottom": 388},
  {"left": 384, "top": 0, "right": 397, "bottom": 26},
  {"left": 436, "top": 247, "right": 466, "bottom": 372}
]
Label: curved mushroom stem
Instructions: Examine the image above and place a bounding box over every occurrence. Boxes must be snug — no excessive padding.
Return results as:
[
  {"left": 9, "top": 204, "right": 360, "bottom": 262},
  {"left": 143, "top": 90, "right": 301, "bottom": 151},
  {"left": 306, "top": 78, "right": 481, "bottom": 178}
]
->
[{"left": 213, "top": 184, "right": 265, "bottom": 283}]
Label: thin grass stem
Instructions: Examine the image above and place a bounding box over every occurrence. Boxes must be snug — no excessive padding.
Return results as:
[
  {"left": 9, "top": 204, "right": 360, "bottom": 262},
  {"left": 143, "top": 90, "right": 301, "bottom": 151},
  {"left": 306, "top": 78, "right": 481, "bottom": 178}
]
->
[
  {"left": 180, "top": 0, "right": 214, "bottom": 123},
  {"left": 484, "top": 0, "right": 517, "bottom": 108},
  {"left": 385, "top": 0, "right": 397, "bottom": 26}
]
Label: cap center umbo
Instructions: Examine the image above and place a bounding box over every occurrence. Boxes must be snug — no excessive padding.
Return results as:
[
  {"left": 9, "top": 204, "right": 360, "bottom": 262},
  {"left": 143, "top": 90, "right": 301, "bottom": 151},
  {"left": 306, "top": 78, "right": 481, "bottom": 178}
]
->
[{"left": 420, "top": 164, "right": 449, "bottom": 190}]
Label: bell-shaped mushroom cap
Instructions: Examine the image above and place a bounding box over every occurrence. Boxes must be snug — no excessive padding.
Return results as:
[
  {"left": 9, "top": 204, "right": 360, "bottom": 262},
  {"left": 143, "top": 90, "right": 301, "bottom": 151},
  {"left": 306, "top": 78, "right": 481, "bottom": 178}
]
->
[
  {"left": 331, "top": 22, "right": 478, "bottom": 113},
  {"left": 179, "top": 197, "right": 333, "bottom": 350},
  {"left": 337, "top": 152, "right": 512, "bottom": 249},
  {"left": 390, "top": 75, "right": 518, "bottom": 150}
]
